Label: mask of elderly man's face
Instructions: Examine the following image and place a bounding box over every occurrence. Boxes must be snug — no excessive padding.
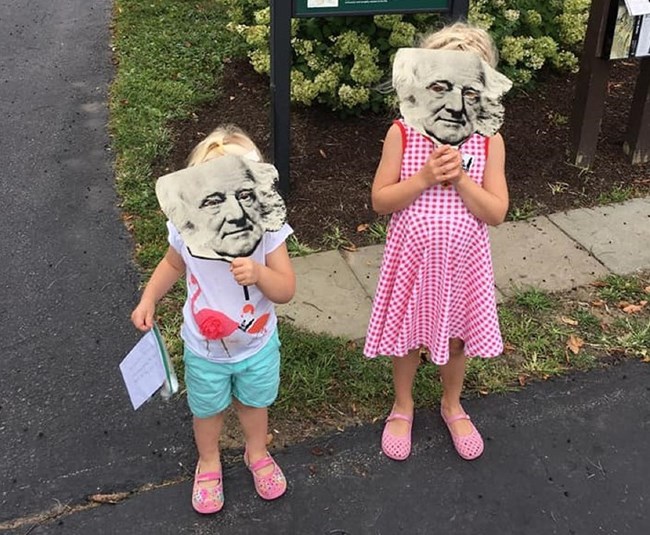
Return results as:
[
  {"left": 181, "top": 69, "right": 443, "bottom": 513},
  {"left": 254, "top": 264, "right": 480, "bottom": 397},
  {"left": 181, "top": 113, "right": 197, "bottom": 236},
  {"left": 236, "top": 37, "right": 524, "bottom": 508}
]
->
[
  {"left": 393, "top": 49, "right": 512, "bottom": 147},
  {"left": 156, "top": 155, "right": 286, "bottom": 262}
]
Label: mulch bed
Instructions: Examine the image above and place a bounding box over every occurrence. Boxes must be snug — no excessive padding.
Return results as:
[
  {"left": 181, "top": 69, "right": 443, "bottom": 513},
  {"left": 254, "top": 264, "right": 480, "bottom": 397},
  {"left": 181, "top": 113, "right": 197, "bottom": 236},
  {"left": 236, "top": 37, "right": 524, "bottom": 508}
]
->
[{"left": 161, "top": 58, "right": 650, "bottom": 248}]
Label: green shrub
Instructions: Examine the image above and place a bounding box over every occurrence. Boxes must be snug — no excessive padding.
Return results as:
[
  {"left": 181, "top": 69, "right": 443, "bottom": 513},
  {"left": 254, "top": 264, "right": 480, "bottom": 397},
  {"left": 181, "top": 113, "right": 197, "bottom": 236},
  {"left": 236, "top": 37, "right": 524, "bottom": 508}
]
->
[
  {"left": 225, "top": 0, "right": 591, "bottom": 113},
  {"left": 470, "top": 0, "right": 590, "bottom": 85},
  {"left": 226, "top": 5, "right": 440, "bottom": 113}
]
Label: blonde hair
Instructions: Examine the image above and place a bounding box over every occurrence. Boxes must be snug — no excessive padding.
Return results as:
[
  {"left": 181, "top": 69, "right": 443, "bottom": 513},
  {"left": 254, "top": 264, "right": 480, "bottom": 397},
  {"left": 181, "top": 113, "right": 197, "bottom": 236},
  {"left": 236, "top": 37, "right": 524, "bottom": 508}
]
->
[
  {"left": 186, "top": 124, "right": 263, "bottom": 167},
  {"left": 420, "top": 22, "right": 499, "bottom": 68}
]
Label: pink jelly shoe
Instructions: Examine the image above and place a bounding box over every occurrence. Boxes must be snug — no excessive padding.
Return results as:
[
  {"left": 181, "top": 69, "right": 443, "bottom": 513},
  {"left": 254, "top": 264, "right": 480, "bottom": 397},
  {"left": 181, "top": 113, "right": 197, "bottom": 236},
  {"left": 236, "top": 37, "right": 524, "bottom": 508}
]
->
[
  {"left": 440, "top": 409, "right": 484, "bottom": 460},
  {"left": 381, "top": 411, "right": 413, "bottom": 461},
  {"left": 192, "top": 463, "right": 224, "bottom": 514},
  {"left": 245, "top": 451, "right": 287, "bottom": 500}
]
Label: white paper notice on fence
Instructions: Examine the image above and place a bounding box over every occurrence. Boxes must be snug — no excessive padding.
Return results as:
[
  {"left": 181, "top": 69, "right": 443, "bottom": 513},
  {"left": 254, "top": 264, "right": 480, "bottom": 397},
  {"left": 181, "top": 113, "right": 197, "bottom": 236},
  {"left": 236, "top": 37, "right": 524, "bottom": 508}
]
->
[
  {"left": 119, "top": 328, "right": 167, "bottom": 410},
  {"left": 625, "top": 0, "right": 650, "bottom": 16},
  {"left": 638, "top": 15, "right": 650, "bottom": 56}
]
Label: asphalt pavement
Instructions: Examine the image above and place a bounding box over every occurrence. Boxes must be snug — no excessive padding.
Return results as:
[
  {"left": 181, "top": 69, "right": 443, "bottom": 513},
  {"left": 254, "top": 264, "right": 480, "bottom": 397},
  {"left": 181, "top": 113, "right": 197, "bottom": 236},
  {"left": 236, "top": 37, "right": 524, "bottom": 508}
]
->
[
  {"left": 0, "top": 0, "right": 192, "bottom": 524},
  {"left": 25, "top": 360, "right": 650, "bottom": 535}
]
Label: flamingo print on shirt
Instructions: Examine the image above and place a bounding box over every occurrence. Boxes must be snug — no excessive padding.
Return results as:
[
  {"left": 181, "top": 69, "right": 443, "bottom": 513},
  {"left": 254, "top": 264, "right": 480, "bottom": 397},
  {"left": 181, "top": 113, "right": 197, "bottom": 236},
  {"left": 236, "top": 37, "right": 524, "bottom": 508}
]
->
[{"left": 189, "top": 274, "right": 270, "bottom": 341}]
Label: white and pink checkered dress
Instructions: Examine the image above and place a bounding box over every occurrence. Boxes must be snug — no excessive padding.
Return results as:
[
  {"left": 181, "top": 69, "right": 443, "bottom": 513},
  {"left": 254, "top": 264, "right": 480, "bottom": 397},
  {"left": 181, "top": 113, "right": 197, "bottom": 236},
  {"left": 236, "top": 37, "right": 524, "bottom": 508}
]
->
[{"left": 364, "top": 120, "right": 503, "bottom": 364}]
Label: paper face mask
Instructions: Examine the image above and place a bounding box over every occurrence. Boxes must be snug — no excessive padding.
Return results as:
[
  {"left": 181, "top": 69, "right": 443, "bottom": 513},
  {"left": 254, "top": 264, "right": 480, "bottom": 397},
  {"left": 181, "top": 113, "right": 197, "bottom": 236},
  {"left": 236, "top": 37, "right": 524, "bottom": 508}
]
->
[
  {"left": 156, "top": 155, "right": 287, "bottom": 262},
  {"left": 392, "top": 48, "right": 513, "bottom": 147}
]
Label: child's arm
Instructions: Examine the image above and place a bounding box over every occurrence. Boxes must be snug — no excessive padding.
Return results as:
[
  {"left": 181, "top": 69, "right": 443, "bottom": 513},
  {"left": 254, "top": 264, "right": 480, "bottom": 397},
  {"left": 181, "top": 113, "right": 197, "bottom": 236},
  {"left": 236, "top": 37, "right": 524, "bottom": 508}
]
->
[
  {"left": 453, "top": 133, "right": 509, "bottom": 226},
  {"left": 372, "top": 124, "right": 469, "bottom": 215},
  {"left": 371, "top": 124, "right": 430, "bottom": 215},
  {"left": 131, "top": 246, "right": 186, "bottom": 331},
  {"left": 230, "top": 243, "right": 296, "bottom": 304}
]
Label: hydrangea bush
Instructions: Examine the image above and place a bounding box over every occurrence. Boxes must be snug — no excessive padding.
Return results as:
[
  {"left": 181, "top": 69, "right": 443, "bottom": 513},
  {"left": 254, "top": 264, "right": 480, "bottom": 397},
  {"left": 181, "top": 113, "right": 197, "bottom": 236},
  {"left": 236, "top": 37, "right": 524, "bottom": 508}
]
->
[
  {"left": 224, "top": 0, "right": 591, "bottom": 113},
  {"left": 470, "top": 0, "right": 590, "bottom": 86}
]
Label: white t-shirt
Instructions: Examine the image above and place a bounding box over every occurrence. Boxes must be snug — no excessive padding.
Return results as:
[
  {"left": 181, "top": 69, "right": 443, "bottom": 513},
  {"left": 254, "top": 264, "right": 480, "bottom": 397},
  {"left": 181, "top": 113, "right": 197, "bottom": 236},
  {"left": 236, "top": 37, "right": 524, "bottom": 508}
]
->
[{"left": 167, "top": 221, "right": 293, "bottom": 363}]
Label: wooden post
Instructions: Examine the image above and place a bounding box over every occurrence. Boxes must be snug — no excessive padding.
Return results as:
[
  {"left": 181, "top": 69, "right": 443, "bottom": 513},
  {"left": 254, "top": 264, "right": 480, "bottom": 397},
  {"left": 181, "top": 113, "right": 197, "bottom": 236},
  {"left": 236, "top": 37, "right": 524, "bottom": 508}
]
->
[
  {"left": 568, "top": 0, "right": 613, "bottom": 168},
  {"left": 623, "top": 58, "right": 650, "bottom": 164}
]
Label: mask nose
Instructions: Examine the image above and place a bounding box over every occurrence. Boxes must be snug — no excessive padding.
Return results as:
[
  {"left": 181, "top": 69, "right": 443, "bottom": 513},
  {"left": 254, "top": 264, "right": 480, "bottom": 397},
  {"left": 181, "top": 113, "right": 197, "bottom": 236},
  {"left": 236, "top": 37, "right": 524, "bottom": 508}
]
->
[
  {"left": 444, "top": 88, "right": 464, "bottom": 116},
  {"left": 223, "top": 195, "right": 246, "bottom": 222}
]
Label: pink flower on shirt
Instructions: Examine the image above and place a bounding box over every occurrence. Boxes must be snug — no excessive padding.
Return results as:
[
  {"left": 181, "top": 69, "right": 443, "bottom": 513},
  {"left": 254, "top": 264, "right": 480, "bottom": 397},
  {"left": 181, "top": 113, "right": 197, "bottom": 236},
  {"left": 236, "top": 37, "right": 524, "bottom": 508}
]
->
[{"left": 195, "top": 309, "right": 238, "bottom": 340}]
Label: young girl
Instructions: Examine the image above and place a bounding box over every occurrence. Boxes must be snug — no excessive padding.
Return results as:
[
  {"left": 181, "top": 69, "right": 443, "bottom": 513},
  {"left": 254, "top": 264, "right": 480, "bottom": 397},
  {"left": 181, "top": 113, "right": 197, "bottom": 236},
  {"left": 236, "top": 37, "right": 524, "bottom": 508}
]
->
[
  {"left": 364, "top": 23, "right": 508, "bottom": 461},
  {"left": 131, "top": 125, "right": 295, "bottom": 513}
]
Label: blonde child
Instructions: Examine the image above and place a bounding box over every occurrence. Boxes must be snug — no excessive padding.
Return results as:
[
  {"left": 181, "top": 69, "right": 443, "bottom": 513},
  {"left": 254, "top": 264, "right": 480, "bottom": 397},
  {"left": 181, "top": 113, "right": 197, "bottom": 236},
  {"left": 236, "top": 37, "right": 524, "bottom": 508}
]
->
[
  {"left": 364, "top": 23, "right": 508, "bottom": 461},
  {"left": 131, "top": 125, "right": 295, "bottom": 513}
]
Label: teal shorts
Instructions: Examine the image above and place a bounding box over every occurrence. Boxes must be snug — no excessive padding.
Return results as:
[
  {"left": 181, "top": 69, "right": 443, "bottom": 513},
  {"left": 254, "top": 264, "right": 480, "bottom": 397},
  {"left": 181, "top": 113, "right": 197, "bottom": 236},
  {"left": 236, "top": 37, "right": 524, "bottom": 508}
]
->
[{"left": 183, "top": 329, "right": 281, "bottom": 419}]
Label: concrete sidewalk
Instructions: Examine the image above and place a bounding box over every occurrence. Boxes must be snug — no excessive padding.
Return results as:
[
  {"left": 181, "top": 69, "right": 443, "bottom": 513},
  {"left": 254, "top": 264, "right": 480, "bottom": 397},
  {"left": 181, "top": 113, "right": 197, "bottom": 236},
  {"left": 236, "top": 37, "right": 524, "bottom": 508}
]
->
[{"left": 279, "top": 197, "right": 650, "bottom": 340}]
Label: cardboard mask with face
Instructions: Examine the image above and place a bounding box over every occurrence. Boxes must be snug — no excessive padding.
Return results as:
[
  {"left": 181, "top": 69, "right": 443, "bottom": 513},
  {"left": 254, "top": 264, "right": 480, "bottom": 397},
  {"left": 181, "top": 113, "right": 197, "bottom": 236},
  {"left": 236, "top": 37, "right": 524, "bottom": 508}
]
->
[
  {"left": 392, "top": 48, "right": 513, "bottom": 147},
  {"left": 156, "top": 155, "right": 287, "bottom": 262}
]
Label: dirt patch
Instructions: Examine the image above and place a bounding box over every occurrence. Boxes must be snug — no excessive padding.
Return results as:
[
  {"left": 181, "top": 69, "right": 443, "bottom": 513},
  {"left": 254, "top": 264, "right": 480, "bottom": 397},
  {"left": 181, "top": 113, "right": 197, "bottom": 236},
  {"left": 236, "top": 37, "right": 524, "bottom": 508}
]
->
[
  {"left": 216, "top": 406, "right": 369, "bottom": 455},
  {"left": 160, "top": 57, "right": 649, "bottom": 249}
]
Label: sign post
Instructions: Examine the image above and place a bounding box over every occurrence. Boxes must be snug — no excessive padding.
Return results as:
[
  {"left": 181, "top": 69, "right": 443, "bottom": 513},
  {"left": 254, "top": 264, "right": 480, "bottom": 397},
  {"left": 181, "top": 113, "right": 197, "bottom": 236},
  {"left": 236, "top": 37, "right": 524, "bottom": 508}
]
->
[
  {"left": 270, "top": 1, "right": 292, "bottom": 194},
  {"left": 270, "top": 0, "right": 467, "bottom": 194}
]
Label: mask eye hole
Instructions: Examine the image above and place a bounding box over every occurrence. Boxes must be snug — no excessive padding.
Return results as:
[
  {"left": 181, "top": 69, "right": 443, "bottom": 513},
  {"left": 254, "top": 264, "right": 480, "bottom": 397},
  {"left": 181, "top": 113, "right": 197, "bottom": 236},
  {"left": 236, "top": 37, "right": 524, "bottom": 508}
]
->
[
  {"left": 427, "top": 82, "right": 447, "bottom": 93},
  {"left": 463, "top": 89, "right": 480, "bottom": 103},
  {"left": 236, "top": 189, "right": 256, "bottom": 204},
  {"left": 199, "top": 193, "right": 225, "bottom": 208}
]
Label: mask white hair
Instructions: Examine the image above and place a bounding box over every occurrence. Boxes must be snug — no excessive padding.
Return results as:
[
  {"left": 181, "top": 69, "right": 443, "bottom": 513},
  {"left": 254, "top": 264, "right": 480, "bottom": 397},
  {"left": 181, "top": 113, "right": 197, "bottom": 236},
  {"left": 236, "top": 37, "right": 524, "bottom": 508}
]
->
[
  {"left": 392, "top": 48, "right": 512, "bottom": 145},
  {"left": 156, "top": 155, "right": 286, "bottom": 261}
]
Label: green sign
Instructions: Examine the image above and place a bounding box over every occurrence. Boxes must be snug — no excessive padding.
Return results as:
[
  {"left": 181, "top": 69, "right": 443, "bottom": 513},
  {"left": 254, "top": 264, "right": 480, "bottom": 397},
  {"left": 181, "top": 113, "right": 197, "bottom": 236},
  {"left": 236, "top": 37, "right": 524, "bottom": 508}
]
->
[{"left": 293, "top": 0, "right": 451, "bottom": 17}]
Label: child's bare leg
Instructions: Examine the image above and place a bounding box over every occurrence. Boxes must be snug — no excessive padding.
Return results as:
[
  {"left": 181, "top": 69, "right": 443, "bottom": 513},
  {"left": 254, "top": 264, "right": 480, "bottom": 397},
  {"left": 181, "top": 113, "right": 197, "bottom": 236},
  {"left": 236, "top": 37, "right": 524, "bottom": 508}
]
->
[
  {"left": 193, "top": 413, "right": 225, "bottom": 488},
  {"left": 387, "top": 349, "right": 420, "bottom": 435},
  {"left": 234, "top": 399, "right": 274, "bottom": 476},
  {"left": 439, "top": 338, "right": 473, "bottom": 435}
]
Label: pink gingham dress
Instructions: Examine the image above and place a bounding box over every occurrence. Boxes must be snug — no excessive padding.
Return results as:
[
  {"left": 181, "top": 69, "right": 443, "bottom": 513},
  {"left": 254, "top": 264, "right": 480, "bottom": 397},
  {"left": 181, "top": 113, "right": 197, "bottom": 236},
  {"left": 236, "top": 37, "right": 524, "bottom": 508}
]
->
[{"left": 364, "top": 120, "right": 503, "bottom": 364}]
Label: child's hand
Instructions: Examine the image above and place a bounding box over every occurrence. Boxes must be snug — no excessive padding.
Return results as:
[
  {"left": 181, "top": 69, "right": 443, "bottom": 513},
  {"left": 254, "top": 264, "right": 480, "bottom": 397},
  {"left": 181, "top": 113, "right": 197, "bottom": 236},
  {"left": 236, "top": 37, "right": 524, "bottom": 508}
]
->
[
  {"left": 422, "top": 145, "right": 464, "bottom": 187},
  {"left": 230, "top": 257, "right": 260, "bottom": 286},
  {"left": 131, "top": 299, "right": 155, "bottom": 332}
]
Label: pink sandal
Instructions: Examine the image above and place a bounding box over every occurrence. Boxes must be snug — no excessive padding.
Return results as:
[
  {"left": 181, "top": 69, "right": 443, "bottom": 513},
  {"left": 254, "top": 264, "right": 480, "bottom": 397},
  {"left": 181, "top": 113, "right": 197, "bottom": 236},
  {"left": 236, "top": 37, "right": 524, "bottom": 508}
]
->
[
  {"left": 192, "top": 463, "right": 224, "bottom": 514},
  {"left": 244, "top": 451, "right": 287, "bottom": 500},
  {"left": 441, "top": 409, "right": 484, "bottom": 460},
  {"left": 381, "top": 411, "right": 413, "bottom": 461}
]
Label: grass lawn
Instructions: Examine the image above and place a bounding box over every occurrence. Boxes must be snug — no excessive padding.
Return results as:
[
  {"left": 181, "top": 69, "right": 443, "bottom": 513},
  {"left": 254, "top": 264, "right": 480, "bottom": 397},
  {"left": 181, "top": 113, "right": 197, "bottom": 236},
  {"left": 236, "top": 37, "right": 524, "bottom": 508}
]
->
[
  {"left": 111, "top": 0, "right": 245, "bottom": 271},
  {"left": 110, "top": 1, "right": 650, "bottom": 448}
]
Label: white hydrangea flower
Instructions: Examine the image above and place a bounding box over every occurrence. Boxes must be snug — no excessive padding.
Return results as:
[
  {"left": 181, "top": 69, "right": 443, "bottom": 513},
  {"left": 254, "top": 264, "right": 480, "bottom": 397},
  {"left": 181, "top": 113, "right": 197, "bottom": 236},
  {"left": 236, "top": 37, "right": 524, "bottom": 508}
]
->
[{"left": 504, "top": 9, "right": 520, "bottom": 22}]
